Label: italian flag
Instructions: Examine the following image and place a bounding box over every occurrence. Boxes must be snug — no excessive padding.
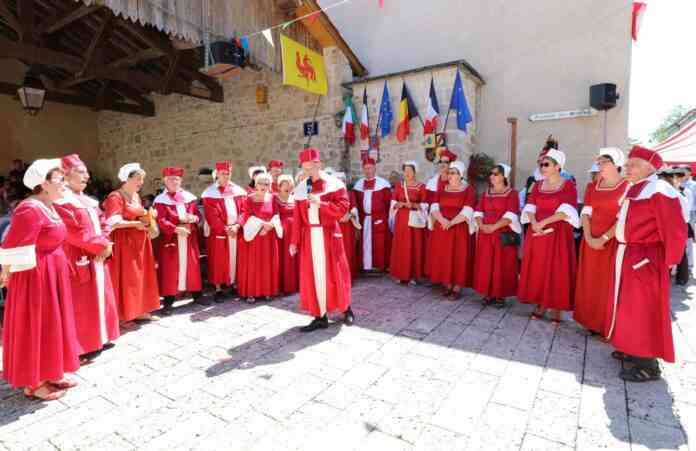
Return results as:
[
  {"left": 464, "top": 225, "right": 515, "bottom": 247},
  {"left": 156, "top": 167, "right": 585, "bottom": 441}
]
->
[
  {"left": 360, "top": 88, "right": 369, "bottom": 141},
  {"left": 342, "top": 97, "right": 357, "bottom": 145}
]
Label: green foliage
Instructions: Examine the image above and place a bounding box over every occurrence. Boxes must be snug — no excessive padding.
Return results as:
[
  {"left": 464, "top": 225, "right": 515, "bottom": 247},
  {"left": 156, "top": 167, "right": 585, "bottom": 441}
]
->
[
  {"left": 650, "top": 105, "right": 690, "bottom": 144},
  {"left": 467, "top": 152, "right": 496, "bottom": 183}
]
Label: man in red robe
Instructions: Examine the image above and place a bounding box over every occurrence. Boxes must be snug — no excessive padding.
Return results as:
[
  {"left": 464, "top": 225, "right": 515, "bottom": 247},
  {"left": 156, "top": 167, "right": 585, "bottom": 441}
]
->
[
  {"left": 606, "top": 146, "right": 686, "bottom": 382},
  {"left": 154, "top": 167, "right": 205, "bottom": 313},
  {"left": 202, "top": 161, "right": 247, "bottom": 303},
  {"left": 268, "top": 160, "right": 284, "bottom": 193},
  {"left": 289, "top": 148, "right": 353, "bottom": 332},
  {"left": 55, "top": 154, "right": 120, "bottom": 361},
  {"left": 426, "top": 148, "right": 458, "bottom": 203},
  {"left": 353, "top": 158, "right": 392, "bottom": 272}
]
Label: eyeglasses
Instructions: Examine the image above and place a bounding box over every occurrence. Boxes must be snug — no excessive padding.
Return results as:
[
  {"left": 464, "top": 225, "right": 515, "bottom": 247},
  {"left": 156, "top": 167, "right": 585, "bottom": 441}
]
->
[
  {"left": 489, "top": 171, "right": 502, "bottom": 177},
  {"left": 539, "top": 162, "right": 552, "bottom": 168}
]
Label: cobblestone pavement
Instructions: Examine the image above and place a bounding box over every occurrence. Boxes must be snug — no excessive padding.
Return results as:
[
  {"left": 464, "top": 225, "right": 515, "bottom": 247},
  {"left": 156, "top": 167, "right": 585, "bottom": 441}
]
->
[{"left": 1, "top": 275, "right": 695, "bottom": 451}]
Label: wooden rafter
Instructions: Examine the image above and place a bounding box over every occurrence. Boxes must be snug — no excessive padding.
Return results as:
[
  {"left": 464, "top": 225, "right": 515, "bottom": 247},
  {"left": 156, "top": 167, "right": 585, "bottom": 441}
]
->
[
  {"left": 0, "top": 80, "right": 155, "bottom": 116},
  {"left": 17, "top": 0, "right": 35, "bottom": 43},
  {"left": 78, "top": 11, "right": 113, "bottom": 76},
  {"left": 0, "top": 0, "right": 22, "bottom": 38},
  {"left": 161, "top": 52, "right": 179, "bottom": 95},
  {"left": 40, "top": 3, "right": 101, "bottom": 35}
]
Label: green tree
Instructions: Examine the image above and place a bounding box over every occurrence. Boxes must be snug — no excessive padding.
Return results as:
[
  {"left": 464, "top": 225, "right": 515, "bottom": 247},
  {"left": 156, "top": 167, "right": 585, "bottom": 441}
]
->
[{"left": 650, "top": 105, "right": 690, "bottom": 144}]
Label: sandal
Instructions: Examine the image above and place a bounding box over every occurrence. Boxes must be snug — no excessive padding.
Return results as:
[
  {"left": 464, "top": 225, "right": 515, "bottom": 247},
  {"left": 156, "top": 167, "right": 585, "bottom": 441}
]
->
[
  {"left": 245, "top": 297, "right": 256, "bottom": 304},
  {"left": 442, "top": 288, "right": 453, "bottom": 297},
  {"left": 49, "top": 377, "right": 78, "bottom": 389},
  {"left": 493, "top": 299, "right": 506, "bottom": 309},
  {"left": 619, "top": 365, "right": 661, "bottom": 383},
  {"left": 24, "top": 383, "right": 66, "bottom": 401},
  {"left": 530, "top": 309, "right": 544, "bottom": 320},
  {"left": 480, "top": 297, "right": 492, "bottom": 306},
  {"left": 448, "top": 291, "right": 463, "bottom": 301},
  {"left": 611, "top": 351, "right": 634, "bottom": 362}
]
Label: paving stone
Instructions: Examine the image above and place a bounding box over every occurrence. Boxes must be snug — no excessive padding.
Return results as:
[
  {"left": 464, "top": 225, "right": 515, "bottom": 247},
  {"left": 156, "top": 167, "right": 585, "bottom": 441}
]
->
[
  {"left": 628, "top": 417, "right": 688, "bottom": 451},
  {"left": 520, "top": 433, "right": 574, "bottom": 451}
]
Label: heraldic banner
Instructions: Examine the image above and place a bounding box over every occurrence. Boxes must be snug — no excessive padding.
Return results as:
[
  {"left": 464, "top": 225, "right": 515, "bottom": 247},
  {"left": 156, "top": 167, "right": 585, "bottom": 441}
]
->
[{"left": 280, "top": 35, "right": 328, "bottom": 96}]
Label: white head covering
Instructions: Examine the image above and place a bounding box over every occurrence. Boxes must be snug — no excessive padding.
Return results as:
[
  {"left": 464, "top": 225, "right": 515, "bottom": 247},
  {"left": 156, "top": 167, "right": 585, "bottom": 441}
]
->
[
  {"left": 402, "top": 161, "right": 419, "bottom": 172},
  {"left": 498, "top": 163, "right": 511, "bottom": 179},
  {"left": 324, "top": 167, "right": 335, "bottom": 175},
  {"left": 254, "top": 172, "right": 272, "bottom": 185},
  {"left": 544, "top": 149, "right": 566, "bottom": 169},
  {"left": 277, "top": 174, "right": 294, "bottom": 187},
  {"left": 598, "top": 147, "right": 626, "bottom": 168},
  {"left": 449, "top": 161, "right": 467, "bottom": 176},
  {"left": 118, "top": 163, "right": 142, "bottom": 182},
  {"left": 588, "top": 162, "right": 600, "bottom": 173},
  {"left": 333, "top": 171, "right": 347, "bottom": 182},
  {"left": 23, "top": 159, "right": 62, "bottom": 189},
  {"left": 248, "top": 165, "right": 267, "bottom": 180}
]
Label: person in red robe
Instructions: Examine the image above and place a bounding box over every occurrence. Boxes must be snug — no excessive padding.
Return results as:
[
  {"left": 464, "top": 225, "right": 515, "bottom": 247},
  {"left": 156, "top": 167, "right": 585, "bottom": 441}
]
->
[
  {"left": 606, "top": 146, "right": 686, "bottom": 382},
  {"left": 268, "top": 160, "right": 284, "bottom": 193},
  {"left": 154, "top": 167, "right": 204, "bottom": 312},
  {"left": 353, "top": 158, "right": 392, "bottom": 272},
  {"left": 246, "top": 166, "right": 267, "bottom": 194},
  {"left": 334, "top": 172, "right": 361, "bottom": 279},
  {"left": 289, "top": 148, "right": 353, "bottom": 332},
  {"left": 425, "top": 148, "right": 458, "bottom": 276},
  {"left": 389, "top": 161, "right": 428, "bottom": 284},
  {"left": 519, "top": 149, "right": 579, "bottom": 322},
  {"left": 275, "top": 174, "right": 299, "bottom": 295},
  {"left": 574, "top": 148, "right": 629, "bottom": 335},
  {"left": 0, "top": 159, "right": 81, "bottom": 400},
  {"left": 55, "top": 154, "right": 120, "bottom": 362},
  {"left": 201, "top": 161, "right": 247, "bottom": 303},
  {"left": 104, "top": 163, "right": 161, "bottom": 322},
  {"left": 473, "top": 163, "right": 521, "bottom": 308},
  {"left": 428, "top": 161, "right": 477, "bottom": 299},
  {"left": 237, "top": 172, "right": 282, "bottom": 302}
]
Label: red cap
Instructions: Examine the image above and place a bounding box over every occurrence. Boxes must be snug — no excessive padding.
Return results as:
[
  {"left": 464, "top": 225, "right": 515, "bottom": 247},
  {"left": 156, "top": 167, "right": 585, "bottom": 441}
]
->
[
  {"left": 439, "top": 149, "right": 457, "bottom": 162},
  {"left": 538, "top": 148, "right": 550, "bottom": 160},
  {"left": 215, "top": 161, "right": 232, "bottom": 172},
  {"left": 162, "top": 167, "right": 184, "bottom": 177},
  {"left": 362, "top": 157, "right": 377, "bottom": 167},
  {"left": 628, "top": 145, "right": 664, "bottom": 170},
  {"left": 267, "top": 160, "right": 284, "bottom": 169},
  {"left": 299, "top": 148, "right": 321, "bottom": 164},
  {"left": 61, "top": 153, "right": 85, "bottom": 171}
]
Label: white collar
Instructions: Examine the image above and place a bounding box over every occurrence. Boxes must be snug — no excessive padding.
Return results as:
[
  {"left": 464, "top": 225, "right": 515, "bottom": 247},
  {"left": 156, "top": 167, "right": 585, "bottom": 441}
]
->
[
  {"left": 201, "top": 183, "right": 247, "bottom": 199},
  {"left": 293, "top": 171, "right": 345, "bottom": 201},
  {"left": 353, "top": 176, "right": 391, "bottom": 192},
  {"left": 154, "top": 189, "right": 197, "bottom": 205}
]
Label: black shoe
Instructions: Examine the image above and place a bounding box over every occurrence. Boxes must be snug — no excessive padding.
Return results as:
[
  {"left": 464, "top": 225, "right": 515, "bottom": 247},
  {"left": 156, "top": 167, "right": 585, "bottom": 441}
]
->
[
  {"left": 300, "top": 315, "right": 329, "bottom": 332},
  {"left": 160, "top": 296, "right": 175, "bottom": 315},
  {"left": 193, "top": 292, "right": 211, "bottom": 306},
  {"left": 80, "top": 349, "right": 102, "bottom": 363},
  {"left": 214, "top": 291, "right": 225, "bottom": 304},
  {"left": 102, "top": 342, "right": 116, "bottom": 351},
  {"left": 228, "top": 286, "right": 238, "bottom": 296},
  {"left": 344, "top": 307, "right": 355, "bottom": 326}
]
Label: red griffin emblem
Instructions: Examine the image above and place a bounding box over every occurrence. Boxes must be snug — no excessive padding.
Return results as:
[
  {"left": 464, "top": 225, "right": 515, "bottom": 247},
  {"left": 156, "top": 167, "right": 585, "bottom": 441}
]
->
[{"left": 295, "top": 51, "right": 317, "bottom": 83}]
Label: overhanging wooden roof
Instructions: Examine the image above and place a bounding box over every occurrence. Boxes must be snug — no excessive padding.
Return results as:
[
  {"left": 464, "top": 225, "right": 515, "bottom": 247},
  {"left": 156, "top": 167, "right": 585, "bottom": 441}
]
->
[{"left": 0, "top": 0, "right": 224, "bottom": 117}]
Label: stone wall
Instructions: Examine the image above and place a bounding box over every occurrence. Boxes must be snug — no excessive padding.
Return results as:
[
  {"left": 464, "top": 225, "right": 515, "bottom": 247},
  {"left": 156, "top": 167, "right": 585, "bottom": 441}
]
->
[
  {"left": 346, "top": 64, "right": 482, "bottom": 184},
  {"left": 95, "top": 47, "right": 353, "bottom": 196}
]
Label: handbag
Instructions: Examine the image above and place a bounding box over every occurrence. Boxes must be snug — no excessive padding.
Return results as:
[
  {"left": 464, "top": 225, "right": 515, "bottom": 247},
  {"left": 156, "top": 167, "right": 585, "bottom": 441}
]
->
[
  {"left": 499, "top": 231, "right": 521, "bottom": 247},
  {"left": 403, "top": 183, "right": 426, "bottom": 229}
]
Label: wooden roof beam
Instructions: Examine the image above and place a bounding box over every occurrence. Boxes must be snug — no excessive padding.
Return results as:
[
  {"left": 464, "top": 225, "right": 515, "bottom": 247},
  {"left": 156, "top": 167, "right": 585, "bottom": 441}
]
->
[
  {"left": 0, "top": 0, "right": 22, "bottom": 38},
  {"left": 40, "top": 3, "right": 102, "bottom": 35},
  {"left": 78, "top": 12, "right": 113, "bottom": 76}
]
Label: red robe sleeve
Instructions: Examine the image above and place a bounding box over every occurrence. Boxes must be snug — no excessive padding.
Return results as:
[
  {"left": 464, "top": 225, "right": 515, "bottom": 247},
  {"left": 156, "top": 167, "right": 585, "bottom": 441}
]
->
[
  {"left": 319, "top": 188, "right": 350, "bottom": 223},
  {"left": 654, "top": 193, "right": 687, "bottom": 266},
  {"left": 464, "top": 185, "right": 477, "bottom": 208},
  {"left": 203, "top": 198, "right": 227, "bottom": 236},
  {"left": 155, "top": 204, "right": 179, "bottom": 239},
  {"left": 0, "top": 203, "right": 42, "bottom": 271},
  {"left": 475, "top": 191, "right": 486, "bottom": 215},
  {"left": 418, "top": 184, "right": 428, "bottom": 204},
  {"left": 583, "top": 182, "right": 594, "bottom": 206},
  {"left": 187, "top": 200, "right": 201, "bottom": 230},
  {"left": 290, "top": 202, "right": 303, "bottom": 248},
  {"left": 55, "top": 204, "right": 110, "bottom": 256},
  {"left": 237, "top": 197, "right": 253, "bottom": 226},
  {"left": 103, "top": 192, "right": 124, "bottom": 225},
  {"left": 507, "top": 190, "right": 520, "bottom": 215}
]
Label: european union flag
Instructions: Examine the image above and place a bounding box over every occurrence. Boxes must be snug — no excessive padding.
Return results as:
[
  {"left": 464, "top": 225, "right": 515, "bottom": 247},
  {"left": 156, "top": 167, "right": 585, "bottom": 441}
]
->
[
  {"left": 378, "top": 80, "right": 393, "bottom": 138},
  {"left": 449, "top": 71, "right": 472, "bottom": 133}
]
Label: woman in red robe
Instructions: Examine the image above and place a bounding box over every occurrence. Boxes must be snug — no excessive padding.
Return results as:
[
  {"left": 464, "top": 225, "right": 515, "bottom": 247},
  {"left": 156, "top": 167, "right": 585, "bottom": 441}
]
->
[
  {"left": 389, "top": 161, "right": 427, "bottom": 284},
  {"left": 238, "top": 172, "right": 282, "bottom": 302},
  {"left": 55, "top": 154, "right": 120, "bottom": 361},
  {"left": 473, "top": 164, "right": 521, "bottom": 308},
  {"left": 0, "top": 159, "right": 81, "bottom": 400},
  {"left": 519, "top": 149, "right": 579, "bottom": 322},
  {"left": 574, "top": 148, "right": 628, "bottom": 335},
  {"left": 202, "top": 161, "right": 247, "bottom": 303},
  {"left": 275, "top": 174, "right": 299, "bottom": 295},
  {"left": 154, "top": 167, "right": 204, "bottom": 312},
  {"left": 289, "top": 148, "right": 353, "bottom": 332},
  {"left": 606, "top": 146, "right": 686, "bottom": 382},
  {"left": 428, "top": 161, "right": 477, "bottom": 300},
  {"left": 103, "top": 163, "right": 161, "bottom": 322},
  {"left": 425, "top": 149, "right": 458, "bottom": 276},
  {"left": 334, "top": 172, "right": 361, "bottom": 279}
]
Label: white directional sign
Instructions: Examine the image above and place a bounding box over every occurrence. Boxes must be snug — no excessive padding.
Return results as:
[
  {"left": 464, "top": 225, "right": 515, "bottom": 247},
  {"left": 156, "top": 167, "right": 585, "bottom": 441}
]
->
[{"left": 529, "top": 108, "right": 598, "bottom": 122}]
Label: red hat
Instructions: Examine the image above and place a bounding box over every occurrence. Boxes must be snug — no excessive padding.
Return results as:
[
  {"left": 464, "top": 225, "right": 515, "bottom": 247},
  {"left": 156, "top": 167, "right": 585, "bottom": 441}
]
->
[
  {"left": 267, "top": 160, "right": 284, "bottom": 169},
  {"left": 299, "top": 148, "right": 321, "bottom": 164},
  {"left": 439, "top": 149, "right": 457, "bottom": 162},
  {"left": 628, "top": 145, "right": 664, "bottom": 170},
  {"left": 61, "top": 153, "right": 85, "bottom": 171},
  {"left": 162, "top": 167, "right": 184, "bottom": 177},
  {"left": 538, "top": 148, "right": 550, "bottom": 160},
  {"left": 362, "top": 157, "right": 377, "bottom": 167},
  {"left": 215, "top": 161, "right": 232, "bottom": 172}
]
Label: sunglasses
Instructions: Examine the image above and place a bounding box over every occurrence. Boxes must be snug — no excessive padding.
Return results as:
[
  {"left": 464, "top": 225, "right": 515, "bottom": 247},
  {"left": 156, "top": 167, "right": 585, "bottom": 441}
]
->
[
  {"left": 489, "top": 171, "right": 502, "bottom": 177},
  {"left": 539, "top": 162, "right": 552, "bottom": 168}
]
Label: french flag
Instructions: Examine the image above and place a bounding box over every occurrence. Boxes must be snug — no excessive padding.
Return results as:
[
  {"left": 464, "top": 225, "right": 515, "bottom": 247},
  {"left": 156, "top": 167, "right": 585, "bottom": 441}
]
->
[
  {"left": 360, "top": 88, "right": 369, "bottom": 141},
  {"left": 424, "top": 78, "right": 440, "bottom": 134}
]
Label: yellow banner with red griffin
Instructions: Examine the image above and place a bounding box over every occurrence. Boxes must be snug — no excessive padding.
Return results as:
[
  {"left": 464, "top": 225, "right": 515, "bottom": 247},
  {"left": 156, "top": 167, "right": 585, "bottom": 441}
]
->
[{"left": 280, "top": 35, "right": 328, "bottom": 96}]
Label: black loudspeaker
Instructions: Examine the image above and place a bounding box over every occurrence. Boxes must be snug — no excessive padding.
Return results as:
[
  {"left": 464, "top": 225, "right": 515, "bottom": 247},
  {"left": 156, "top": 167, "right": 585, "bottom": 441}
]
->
[{"left": 590, "top": 83, "right": 619, "bottom": 111}]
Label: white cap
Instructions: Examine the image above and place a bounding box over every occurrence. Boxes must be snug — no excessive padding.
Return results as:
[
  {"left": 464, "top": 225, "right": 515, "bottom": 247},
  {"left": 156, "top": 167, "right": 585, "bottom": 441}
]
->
[
  {"left": 333, "top": 171, "right": 347, "bottom": 182},
  {"left": 544, "top": 149, "right": 566, "bottom": 169},
  {"left": 498, "top": 163, "right": 511, "bottom": 179},
  {"left": 449, "top": 161, "right": 467, "bottom": 176},
  {"left": 402, "top": 161, "right": 419, "bottom": 172},
  {"left": 248, "top": 165, "right": 267, "bottom": 180},
  {"left": 23, "top": 159, "right": 62, "bottom": 189},
  {"left": 588, "top": 162, "right": 600, "bottom": 173},
  {"left": 254, "top": 172, "right": 272, "bottom": 185},
  {"left": 598, "top": 147, "right": 626, "bottom": 168},
  {"left": 277, "top": 174, "right": 294, "bottom": 186},
  {"left": 118, "top": 162, "right": 142, "bottom": 182},
  {"left": 324, "top": 167, "right": 335, "bottom": 175}
]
